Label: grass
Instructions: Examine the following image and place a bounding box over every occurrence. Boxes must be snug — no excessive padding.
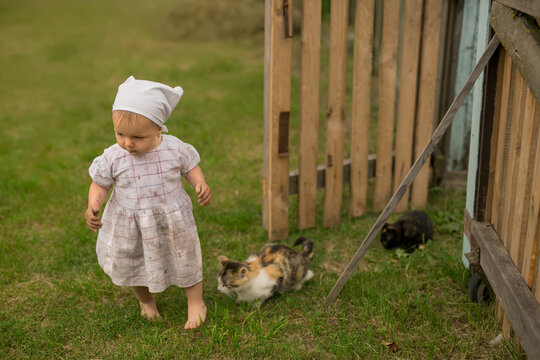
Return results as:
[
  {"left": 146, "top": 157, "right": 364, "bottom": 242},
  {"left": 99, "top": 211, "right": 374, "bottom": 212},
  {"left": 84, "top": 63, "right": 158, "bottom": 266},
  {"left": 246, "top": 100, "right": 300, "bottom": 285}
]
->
[{"left": 0, "top": 0, "right": 523, "bottom": 358}]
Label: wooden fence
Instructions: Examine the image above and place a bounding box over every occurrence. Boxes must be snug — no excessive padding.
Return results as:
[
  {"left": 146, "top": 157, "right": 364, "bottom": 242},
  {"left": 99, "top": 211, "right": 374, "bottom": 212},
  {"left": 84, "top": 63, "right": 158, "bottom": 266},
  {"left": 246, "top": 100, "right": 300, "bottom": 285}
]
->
[
  {"left": 464, "top": 2, "right": 540, "bottom": 357},
  {"left": 263, "top": 0, "right": 445, "bottom": 240}
]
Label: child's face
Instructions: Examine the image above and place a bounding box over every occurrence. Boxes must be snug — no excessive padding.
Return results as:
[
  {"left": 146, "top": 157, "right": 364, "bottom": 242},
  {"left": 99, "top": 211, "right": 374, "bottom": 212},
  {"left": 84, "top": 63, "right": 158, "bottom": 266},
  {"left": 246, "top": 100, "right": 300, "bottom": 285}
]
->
[{"left": 113, "top": 114, "right": 162, "bottom": 156}]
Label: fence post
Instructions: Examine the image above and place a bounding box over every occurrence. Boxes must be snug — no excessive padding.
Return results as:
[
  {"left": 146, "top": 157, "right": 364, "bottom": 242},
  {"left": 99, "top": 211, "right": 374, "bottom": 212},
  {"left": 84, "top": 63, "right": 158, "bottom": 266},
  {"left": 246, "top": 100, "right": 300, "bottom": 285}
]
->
[{"left": 263, "top": 0, "right": 293, "bottom": 240}]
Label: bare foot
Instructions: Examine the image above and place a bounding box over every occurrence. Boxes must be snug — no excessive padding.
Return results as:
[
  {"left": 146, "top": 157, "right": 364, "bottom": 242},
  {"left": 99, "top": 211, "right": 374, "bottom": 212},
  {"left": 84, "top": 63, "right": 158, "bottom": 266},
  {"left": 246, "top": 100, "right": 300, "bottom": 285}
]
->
[
  {"left": 184, "top": 301, "right": 207, "bottom": 329},
  {"left": 139, "top": 301, "right": 162, "bottom": 321}
]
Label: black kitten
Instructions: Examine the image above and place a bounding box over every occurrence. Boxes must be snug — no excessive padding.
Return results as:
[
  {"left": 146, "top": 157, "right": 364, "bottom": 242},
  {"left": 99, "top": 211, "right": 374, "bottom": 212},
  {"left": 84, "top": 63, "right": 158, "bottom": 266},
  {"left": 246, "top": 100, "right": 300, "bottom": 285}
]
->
[{"left": 380, "top": 210, "right": 434, "bottom": 252}]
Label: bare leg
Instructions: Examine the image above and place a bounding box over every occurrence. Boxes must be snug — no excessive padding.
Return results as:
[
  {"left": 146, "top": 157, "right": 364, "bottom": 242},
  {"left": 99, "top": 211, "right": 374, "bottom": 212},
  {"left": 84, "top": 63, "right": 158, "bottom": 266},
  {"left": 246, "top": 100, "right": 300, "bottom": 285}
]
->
[
  {"left": 183, "top": 281, "right": 207, "bottom": 329},
  {"left": 131, "top": 286, "right": 161, "bottom": 321}
]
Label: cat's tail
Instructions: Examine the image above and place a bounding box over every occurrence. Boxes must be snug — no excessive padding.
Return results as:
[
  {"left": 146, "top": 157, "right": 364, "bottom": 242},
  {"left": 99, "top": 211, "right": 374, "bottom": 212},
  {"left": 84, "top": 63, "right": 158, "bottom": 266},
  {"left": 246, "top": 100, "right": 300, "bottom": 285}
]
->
[{"left": 294, "top": 237, "right": 314, "bottom": 260}]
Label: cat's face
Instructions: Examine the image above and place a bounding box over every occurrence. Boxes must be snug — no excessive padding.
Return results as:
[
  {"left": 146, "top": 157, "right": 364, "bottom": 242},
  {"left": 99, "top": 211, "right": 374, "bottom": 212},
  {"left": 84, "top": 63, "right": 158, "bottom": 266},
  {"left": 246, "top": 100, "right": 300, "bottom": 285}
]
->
[
  {"left": 380, "top": 224, "right": 399, "bottom": 249},
  {"left": 217, "top": 256, "right": 249, "bottom": 296}
]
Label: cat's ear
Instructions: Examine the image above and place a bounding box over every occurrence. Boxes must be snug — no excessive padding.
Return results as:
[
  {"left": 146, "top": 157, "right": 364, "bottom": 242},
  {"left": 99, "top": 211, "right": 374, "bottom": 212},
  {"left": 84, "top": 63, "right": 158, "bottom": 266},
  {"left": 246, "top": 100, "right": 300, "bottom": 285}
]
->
[
  {"left": 218, "top": 256, "right": 228, "bottom": 266},
  {"left": 239, "top": 267, "right": 247, "bottom": 278}
]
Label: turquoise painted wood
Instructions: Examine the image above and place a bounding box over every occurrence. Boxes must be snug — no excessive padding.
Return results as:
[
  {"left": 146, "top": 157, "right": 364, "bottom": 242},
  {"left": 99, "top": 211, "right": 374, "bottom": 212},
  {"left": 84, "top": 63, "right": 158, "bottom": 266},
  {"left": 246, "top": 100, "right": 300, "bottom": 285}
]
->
[
  {"left": 447, "top": 0, "right": 479, "bottom": 172},
  {"left": 462, "top": 0, "right": 491, "bottom": 268}
]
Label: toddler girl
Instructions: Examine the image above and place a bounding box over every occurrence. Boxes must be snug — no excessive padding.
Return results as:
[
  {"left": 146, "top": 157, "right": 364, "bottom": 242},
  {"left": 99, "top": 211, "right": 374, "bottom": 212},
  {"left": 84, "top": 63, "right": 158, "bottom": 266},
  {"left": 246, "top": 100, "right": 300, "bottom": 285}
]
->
[{"left": 84, "top": 76, "right": 211, "bottom": 329}]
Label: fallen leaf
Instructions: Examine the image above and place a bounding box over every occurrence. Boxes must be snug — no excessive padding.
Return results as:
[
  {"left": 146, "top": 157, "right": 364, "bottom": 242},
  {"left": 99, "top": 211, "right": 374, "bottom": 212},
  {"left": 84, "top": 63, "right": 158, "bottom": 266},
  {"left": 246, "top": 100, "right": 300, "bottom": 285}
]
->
[
  {"left": 381, "top": 340, "right": 400, "bottom": 353},
  {"left": 418, "top": 244, "right": 425, "bottom": 251}
]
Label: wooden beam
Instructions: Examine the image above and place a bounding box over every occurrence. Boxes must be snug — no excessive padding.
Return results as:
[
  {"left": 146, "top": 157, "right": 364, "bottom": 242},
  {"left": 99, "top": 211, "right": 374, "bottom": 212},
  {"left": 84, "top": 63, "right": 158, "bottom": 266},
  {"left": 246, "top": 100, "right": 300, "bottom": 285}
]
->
[
  {"left": 493, "top": 0, "right": 540, "bottom": 18},
  {"left": 471, "top": 220, "right": 540, "bottom": 359},
  {"left": 326, "top": 35, "right": 501, "bottom": 305},
  {"left": 491, "top": 2, "right": 540, "bottom": 102}
]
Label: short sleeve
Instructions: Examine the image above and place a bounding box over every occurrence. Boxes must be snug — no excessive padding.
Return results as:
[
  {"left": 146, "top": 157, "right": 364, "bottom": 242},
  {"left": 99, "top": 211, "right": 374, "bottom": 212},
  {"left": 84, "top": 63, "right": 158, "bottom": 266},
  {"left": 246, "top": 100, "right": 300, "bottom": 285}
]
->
[
  {"left": 179, "top": 141, "right": 201, "bottom": 176},
  {"left": 89, "top": 154, "right": 113, "bottom": 188}
]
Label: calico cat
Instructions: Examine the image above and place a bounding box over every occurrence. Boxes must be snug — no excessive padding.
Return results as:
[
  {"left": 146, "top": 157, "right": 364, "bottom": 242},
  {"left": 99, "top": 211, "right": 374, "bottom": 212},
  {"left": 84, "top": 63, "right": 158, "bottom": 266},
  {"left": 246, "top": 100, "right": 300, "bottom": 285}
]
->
[
  {"left": 380, "top": 210, "right": 434, "bottom": 253},
  {"left": 217, "top": 237, "right": 314, "bottom": 304}
]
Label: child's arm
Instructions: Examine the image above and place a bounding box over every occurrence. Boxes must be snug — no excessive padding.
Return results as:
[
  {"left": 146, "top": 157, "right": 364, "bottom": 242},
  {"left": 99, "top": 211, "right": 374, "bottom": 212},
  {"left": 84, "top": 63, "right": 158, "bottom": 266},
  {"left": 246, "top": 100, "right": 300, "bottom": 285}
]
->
[
  {"left": 85, "top": 181, "right": 111, "bottom": 232},
  {"left": 185, "top": 165, "right": 211, "bottom": 206}
]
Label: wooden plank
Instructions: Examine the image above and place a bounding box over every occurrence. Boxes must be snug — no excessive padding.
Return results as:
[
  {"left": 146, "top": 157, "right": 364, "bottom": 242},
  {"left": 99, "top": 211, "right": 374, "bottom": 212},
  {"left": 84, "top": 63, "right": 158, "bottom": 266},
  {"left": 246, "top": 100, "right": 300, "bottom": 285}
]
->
[
  {"left": 411, "top": 0, "right": 444, "bottom": 208},
  {"left": 323, "top": 0, "right": 348, "bottom": 228},
  {"left": 488, "top": 51, "right": 514, "bottom": 332},
  {"left": 503, "top": 73, "right": 526, "bottom": 267},
  {"left": 512, "top": 88, "right": 538, "bottom": 271},
  {"left": 471, "top": 220, "right": 540, "bottom": 359},
  {"left": 491, "top": 2, "right": 540, "bottom": 102},
  {"left": 297, "top": 0, "right": 321, "bottom": 230},
  {"left": 289, "top": 155, "right": 377, "bottom": 195},
  {"left": 373, "top": 0, "right": 400, "bottom": 212},
  {"left": 349, "top": 0, "right": 375, "bottom": 218},
  {"left": 493, "top": 0, "right": 540, "bottom": 18},
  {"left": 534, "top": 218, "right": 540, "bottom": 302},
  {"left": 499, "top": 74, "right": 527, "bottom": 343},
  {"left": 521, "top": 99, "right": 540, "bottom": 287},
  {"left": 490, "top": 52, "right": 514, "bottom": 232},
  {"left": 263, "top": 0, "right": 293, "bottom": 241},
  {"left": 393, "top": 0, "right": 424, "bottom": 212},
  {"left": 326, "top": 36, "right": 501, "bottom": 304}
]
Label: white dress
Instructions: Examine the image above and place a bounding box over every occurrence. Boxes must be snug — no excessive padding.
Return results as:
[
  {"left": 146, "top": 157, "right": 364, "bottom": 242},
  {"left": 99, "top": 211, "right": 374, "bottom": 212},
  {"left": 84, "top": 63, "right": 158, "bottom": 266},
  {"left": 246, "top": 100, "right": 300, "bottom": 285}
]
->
[{"left": 89, "top": 134, "right": 203, "bottom": 293}]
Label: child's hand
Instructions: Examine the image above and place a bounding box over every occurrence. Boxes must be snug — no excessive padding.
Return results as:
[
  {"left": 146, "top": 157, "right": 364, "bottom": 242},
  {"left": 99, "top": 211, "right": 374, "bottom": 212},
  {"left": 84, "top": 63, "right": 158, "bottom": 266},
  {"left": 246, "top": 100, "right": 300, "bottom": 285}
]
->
[
  {"left": 85, "top": 207, "right": 103, "bottom": 232},
  {"left": 195, "top": 183, "right": 211, "bottom": 206}
]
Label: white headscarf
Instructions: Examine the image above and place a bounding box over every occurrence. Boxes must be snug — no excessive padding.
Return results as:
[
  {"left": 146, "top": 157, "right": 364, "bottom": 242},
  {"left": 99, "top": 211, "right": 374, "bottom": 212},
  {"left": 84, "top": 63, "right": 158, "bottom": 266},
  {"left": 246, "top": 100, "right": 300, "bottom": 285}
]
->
[{"left": 112, "top": 76, "right": 183, "bottom": 132}]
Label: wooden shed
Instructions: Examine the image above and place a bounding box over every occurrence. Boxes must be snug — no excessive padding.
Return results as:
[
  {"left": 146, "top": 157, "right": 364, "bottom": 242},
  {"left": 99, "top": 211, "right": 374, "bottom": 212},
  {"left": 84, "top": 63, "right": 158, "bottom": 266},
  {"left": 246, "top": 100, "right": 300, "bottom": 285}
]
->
[{"left": 463, "top": 1, "right": 540, "bottom": 357}]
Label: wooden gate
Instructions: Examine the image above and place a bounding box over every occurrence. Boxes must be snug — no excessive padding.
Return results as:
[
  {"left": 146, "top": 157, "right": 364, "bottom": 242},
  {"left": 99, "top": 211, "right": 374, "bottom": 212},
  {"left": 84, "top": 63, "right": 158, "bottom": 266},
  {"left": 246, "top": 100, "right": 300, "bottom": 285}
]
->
[{"left": 263, "top": 0, "right": 445, "bottom": 240}]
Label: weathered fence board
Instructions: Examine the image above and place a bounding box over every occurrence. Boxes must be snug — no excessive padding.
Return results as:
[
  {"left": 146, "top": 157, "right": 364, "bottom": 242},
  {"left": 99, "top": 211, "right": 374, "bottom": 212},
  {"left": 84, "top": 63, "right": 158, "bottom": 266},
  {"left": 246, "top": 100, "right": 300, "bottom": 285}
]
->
[
  {"left": 262, "top": 0, "right": 293, "bottom": 240},
  {"left": 297, "top": 0, "right": 321, "bottom": 230},
  {"left": 394, "top": 0, "right": 423, "bottom": 212},
  {"left": 519, "top": 96, "right": 539, "bottom": 287},
  {"left": 323, "top": 0, "right": 349, "bottom": 228},
  {"left": 373, "top": 0, "right": 400, "bottom": 212},
  {"left": 349, "top": 0, "right": 375, "bottom": 218},
  {"left": 411, "top": 0, "right": 444, "bottom": 207}
]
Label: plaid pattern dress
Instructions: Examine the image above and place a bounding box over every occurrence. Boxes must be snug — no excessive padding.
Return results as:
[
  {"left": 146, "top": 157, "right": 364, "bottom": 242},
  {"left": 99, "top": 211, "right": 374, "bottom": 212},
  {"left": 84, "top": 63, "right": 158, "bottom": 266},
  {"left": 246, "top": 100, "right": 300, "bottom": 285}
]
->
[{"left": 89, "top": 135, "right": 203, "bottom": 292}]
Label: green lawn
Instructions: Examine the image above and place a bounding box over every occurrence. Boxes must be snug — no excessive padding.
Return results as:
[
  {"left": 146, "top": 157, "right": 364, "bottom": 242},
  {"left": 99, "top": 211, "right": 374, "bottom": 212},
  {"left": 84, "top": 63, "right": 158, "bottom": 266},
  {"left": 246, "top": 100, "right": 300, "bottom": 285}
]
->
[{"left": 0, "top": 0, "right": 522, "bottom": 358}]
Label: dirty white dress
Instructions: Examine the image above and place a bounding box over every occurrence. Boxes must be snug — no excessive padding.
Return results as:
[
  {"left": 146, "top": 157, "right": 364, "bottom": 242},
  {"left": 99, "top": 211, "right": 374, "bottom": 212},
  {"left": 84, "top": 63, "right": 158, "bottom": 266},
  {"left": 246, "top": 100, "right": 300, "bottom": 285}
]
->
[{"left": 89, "top": 134, "right": 203, "bottom": 293}]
